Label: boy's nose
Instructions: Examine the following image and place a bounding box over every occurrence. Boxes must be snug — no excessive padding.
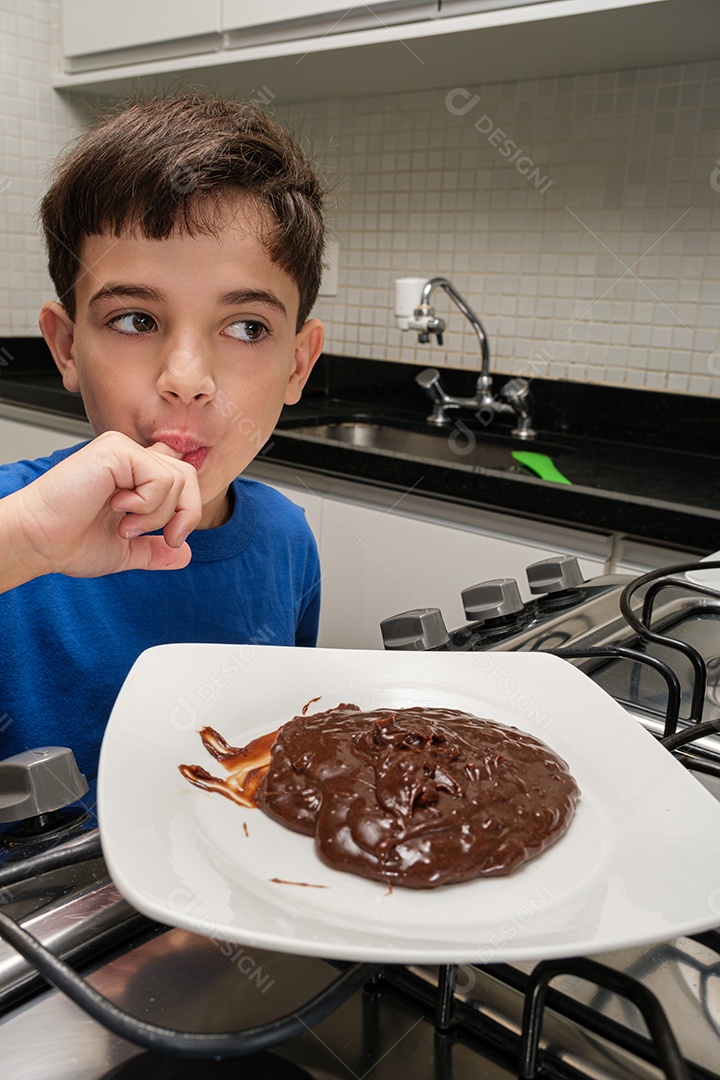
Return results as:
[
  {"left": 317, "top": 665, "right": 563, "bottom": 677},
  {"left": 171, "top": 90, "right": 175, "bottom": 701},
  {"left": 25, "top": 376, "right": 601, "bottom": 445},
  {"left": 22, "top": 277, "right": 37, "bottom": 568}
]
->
[{"left": 157, "top": 347, "right": 217, "bottom": 404}]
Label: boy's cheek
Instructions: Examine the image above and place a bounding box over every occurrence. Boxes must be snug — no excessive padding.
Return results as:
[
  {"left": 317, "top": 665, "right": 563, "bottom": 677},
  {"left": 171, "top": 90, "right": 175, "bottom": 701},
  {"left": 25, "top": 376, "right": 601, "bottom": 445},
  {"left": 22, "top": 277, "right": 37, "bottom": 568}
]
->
[{"left": 212, "top": 390, "right": 238, "bottom": 419}]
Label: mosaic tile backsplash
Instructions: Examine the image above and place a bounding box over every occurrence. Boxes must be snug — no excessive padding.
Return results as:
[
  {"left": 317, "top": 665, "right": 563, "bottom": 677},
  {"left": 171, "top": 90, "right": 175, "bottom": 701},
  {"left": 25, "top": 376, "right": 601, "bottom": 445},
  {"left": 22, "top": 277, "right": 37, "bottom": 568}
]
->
[
  {"left": 1, "top": 0, "right": 719, "bottom": 396},
  {"left": 290, "top": 60, "right": 720, "bottom": 396},
  {"left": 0, "top": 1, "right": 83, "bottom": 339}
]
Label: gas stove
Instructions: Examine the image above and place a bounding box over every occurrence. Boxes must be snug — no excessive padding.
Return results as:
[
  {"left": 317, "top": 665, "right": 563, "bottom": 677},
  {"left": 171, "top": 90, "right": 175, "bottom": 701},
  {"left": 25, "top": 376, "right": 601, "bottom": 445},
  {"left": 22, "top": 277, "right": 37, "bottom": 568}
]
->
[{"left": 2, "top": 555, "right": 720, "bottom": 1079}]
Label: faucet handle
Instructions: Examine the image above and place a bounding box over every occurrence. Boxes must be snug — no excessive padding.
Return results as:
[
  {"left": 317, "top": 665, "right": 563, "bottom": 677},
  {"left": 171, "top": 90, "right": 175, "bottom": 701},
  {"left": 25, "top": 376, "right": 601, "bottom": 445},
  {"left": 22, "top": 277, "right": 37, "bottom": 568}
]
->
[
  {"left": 499, "top": 376, "right": 536, "bottom": 440},
  {"left": 498, "top": 377, "right": 531, "bottom": 404},
  {"left": 416, "top": 368, "right": 453, "bottom": 426},
  {"left": 415, "top": 367, "right": 442, "bottom": 391}
]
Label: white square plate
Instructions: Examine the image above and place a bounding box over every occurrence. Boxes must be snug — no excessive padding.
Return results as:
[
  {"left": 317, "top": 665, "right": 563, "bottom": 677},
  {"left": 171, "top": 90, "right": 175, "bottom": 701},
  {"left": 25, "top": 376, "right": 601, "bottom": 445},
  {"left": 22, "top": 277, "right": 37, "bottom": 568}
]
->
[
  {"left": 98, "top": 644, "right": 720, "bottom": 964},
  {"left": 685, "top": 552, "right": 720, "bottom": 590}
]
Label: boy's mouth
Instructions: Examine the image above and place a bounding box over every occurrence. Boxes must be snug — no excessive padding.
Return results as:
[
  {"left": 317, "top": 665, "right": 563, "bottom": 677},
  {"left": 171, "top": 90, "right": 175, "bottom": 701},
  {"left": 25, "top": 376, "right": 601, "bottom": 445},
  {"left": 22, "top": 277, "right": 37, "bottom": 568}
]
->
[
  {"left": 151, "top": 435, "right": 209, "bottom": 471},
  {"left": 180, "top": 447, "right": 208, "bottom": 470}
]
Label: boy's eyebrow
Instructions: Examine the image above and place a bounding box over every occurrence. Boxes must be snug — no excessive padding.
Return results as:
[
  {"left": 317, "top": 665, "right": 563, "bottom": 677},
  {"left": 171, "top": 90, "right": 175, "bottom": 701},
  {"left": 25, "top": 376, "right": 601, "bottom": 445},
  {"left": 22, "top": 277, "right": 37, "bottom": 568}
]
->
[
  {"left": 88, "top": 283, "right": 165, "bottom": 307},
  {"left": 88, "top": 284, "right": 288, "bottom": 320},
  {"left": 218, "top": 289, "right": 288, "bottom": 319}
]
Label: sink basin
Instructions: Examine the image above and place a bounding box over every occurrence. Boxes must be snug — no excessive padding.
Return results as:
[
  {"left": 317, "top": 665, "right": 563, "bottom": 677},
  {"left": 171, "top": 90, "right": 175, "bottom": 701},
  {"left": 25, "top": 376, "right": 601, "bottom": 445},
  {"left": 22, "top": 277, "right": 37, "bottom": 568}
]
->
[{"left": 280, "top": 419, "right": 569, "bottom": 475}]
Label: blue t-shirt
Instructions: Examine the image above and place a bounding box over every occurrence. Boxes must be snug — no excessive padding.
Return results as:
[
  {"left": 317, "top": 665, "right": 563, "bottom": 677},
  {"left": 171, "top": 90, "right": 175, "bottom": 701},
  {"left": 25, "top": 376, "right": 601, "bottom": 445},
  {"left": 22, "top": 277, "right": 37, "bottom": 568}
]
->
[{"left": 0, "top": 442, "right": 320, "bottom": 781}]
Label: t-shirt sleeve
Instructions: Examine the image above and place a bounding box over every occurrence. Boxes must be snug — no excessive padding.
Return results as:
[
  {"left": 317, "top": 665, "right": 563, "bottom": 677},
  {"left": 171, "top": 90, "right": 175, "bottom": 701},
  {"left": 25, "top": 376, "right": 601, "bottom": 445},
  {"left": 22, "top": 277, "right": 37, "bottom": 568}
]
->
[
  {"left": 294, "top": 530, "right": 321, "bottom": 647},
  {"left": 0, "top": 442, "right": 88, "bottom": 498}
]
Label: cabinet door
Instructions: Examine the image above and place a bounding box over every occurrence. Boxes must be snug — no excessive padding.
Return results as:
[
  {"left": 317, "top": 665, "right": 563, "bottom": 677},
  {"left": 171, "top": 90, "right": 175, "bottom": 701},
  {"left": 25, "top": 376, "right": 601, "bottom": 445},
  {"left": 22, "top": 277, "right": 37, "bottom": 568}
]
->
[
  {"left": 0, "top": 418, "right": 82, "bottom": 466},
  {"left": 317, "top": 495, "right": 607, "bottom": 650},
  {"left": 223, "top": 1, "right": 353, "bottom": 25},
  {"left": 222, "top": 0, "right": 435, "bottom": 34},
  {"left": 436, "top": 0, "right": 552, "bottom": 15},
  {"left": 62, "top": 0, "right": 221, "bottom": 58}
]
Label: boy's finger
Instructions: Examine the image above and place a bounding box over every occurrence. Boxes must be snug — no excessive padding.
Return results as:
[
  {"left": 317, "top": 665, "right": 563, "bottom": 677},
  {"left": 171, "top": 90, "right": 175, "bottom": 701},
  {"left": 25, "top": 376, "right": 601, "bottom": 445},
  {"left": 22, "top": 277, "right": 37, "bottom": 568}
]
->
[
  {"left": 147, "top": 441, "right": 186, "bottom": 461},
  {"left": 161, "top": 504, "right": 201, "bottom": 549},
  {"left": 123, "top": 535, "right": 193, "bottom": 572},
  {"left": 146, "top": 445, "right": 204, "bottom": 543},
  {"left": 110, "top": 454, "right": 201, "bottom": 509},
  {"left": 115, "top": 492, "right": 200, "bottom": 545},
  {"left": 110, "top": 459, "right": 202, "bottom": 545}
]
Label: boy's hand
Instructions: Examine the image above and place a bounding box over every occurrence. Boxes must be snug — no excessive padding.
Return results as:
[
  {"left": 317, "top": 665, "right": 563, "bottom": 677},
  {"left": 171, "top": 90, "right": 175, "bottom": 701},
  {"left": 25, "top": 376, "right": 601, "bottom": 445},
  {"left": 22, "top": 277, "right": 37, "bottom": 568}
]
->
[{"left": 1, "top": 431, "right": 202, "bottom": 589}]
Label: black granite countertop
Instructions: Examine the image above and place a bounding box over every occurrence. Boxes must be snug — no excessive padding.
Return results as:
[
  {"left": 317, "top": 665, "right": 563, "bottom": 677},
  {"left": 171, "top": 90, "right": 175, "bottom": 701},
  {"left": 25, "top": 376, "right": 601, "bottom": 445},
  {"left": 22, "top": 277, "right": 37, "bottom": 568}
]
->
[
  {"left": 272, "top": 354, "right": 720, "bottom": 554},
  {"left": 1, "top": 339, "right": 719, "bottom": 553}
]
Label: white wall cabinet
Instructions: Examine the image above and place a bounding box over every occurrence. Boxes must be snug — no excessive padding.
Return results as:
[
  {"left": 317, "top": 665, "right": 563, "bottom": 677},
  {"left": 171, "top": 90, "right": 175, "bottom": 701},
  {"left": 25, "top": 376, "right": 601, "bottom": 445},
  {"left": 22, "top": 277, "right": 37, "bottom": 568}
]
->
[
  {"left": 61, "top": 1, "right": 222, "bottom": 67},
  {"left": 222, "top": 0, "right": 434, "bottom": 36},
  {"left": 55, "top": 1, "right": 720, "bottom": 104},
  {"left": 224, "top": 0, "right": 357, "bottom": 22},
  {"left": 59, "top": 0, "right": 431, "bottom": 74}
]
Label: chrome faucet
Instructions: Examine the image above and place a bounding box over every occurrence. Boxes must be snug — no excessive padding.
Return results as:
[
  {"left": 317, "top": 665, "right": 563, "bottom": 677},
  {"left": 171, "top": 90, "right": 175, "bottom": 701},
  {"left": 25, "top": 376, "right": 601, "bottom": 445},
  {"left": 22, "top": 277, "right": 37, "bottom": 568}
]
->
[{"left": 394, "top": 276, "right": 536, "bottom": 439}]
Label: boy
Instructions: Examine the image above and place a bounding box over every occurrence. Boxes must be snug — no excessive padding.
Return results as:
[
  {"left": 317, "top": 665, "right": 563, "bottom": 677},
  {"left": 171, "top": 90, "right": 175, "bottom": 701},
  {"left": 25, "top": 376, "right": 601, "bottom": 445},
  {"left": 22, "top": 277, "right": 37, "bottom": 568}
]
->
[{"left": 0, "top": 94, "right": 326, "bottom": 781}]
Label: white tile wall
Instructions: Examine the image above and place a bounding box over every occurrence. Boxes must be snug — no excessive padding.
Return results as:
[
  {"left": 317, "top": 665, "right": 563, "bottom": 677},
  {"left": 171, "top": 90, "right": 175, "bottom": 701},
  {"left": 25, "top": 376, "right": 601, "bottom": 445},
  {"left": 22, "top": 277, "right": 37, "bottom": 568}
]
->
[
  {"left": 2, "top": 1, "right": 719, "bottom": 398},
  {"left": 0, "top": 0, "right": 85, "bottom": 337},
  {"left": 282, "top": 60, "right": 720, "bottom": 397}
]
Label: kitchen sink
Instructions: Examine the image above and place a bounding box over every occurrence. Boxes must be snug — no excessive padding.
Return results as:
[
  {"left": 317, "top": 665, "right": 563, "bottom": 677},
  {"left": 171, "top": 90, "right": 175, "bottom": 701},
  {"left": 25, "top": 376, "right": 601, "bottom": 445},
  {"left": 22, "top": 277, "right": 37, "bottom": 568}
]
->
[{"left": 278, "top": 418, "right": 571, "bottom": 475}]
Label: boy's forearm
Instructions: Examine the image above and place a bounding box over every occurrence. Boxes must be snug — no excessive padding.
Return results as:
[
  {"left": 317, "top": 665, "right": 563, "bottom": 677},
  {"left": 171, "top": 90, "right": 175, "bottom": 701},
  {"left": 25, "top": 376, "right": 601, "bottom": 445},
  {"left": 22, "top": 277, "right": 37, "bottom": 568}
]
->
[{"left": 0, "top": 490, "right": 50, "bottom": 592}]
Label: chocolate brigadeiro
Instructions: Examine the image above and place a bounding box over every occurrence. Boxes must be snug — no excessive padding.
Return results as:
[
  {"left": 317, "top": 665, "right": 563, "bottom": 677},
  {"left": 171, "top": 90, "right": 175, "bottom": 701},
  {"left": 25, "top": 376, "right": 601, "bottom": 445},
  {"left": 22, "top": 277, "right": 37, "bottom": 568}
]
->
[{"left": 257, "top": 704, "right": 580, "bottom": 889}]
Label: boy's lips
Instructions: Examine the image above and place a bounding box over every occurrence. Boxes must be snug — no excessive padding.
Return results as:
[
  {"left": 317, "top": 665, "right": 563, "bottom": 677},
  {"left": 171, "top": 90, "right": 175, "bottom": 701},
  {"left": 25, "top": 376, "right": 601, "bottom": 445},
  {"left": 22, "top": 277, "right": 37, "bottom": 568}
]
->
[
  {"left": 150, "top": 435, "right": 209, "bottom": 471},
  {"left": 180, "top": 447, "right": 208, "bottom": 470}
]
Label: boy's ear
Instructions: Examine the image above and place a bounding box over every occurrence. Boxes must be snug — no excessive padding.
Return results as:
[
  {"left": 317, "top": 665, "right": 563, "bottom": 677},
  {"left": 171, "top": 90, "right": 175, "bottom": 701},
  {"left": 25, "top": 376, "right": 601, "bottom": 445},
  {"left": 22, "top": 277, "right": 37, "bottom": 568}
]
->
[
  {"left": 39, "top": 302, "right": 80, "bottom": 393},
  {"left": 285, "top": 318, "right": 324, "bottom": 406}
]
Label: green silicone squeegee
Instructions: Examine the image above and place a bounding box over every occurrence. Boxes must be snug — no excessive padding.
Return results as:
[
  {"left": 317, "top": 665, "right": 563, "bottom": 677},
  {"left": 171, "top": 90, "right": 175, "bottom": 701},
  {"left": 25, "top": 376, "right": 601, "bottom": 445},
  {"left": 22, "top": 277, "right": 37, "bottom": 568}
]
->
[{"left": 511, "top": 450, "right": 572, "bottom": 485}]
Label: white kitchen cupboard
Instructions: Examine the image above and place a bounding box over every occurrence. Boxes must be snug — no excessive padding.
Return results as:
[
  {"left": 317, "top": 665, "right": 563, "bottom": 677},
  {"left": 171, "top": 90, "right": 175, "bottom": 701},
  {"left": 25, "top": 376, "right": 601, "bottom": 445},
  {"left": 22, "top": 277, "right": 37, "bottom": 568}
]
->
[
  {"left": 265, "top": 468, "right": 612, "bottom": 650},
  {"left": 0, "top": 410, "right": 91, "bottom": 466},
  {"left": 222, "top": 0, "right": 435, "bottom": 39},
  {"left": 224, "top": 0, "right": 401, "bottom": 19},
  {"left": 61, "top": 1, "right": 222, "bottom": 70},
  {"left": 54, "top": 1, "right": 720, "bottom": 104},
  {"left": 59, "top": 0, "right": 431, "bottom": 74}
]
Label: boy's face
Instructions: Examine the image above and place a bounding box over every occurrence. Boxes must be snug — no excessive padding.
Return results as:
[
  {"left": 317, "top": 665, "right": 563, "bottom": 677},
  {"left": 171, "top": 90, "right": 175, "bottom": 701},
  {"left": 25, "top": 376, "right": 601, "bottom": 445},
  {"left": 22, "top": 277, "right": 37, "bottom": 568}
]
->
[{"left": 39, "top": 201, "right": 324, "bottom": 530}]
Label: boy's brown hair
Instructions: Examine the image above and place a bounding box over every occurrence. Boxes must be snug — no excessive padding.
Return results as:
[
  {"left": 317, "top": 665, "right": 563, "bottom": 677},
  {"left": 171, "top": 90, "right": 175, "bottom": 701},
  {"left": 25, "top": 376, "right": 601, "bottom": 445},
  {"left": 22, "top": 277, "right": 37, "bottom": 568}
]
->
[{"left": 39, "top": 94, "right": 326, "bottom": 330}]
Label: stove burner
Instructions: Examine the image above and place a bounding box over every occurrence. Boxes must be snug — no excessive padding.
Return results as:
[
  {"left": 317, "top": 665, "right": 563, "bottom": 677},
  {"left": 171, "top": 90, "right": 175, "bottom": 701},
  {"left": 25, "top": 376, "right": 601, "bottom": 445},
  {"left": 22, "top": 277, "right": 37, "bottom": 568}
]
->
[
  {"left": 0, "top": 807, "right": 89, "bottom": 850},
  {"left": 531, "top": 586, "right": 585, "bottom": 612}
]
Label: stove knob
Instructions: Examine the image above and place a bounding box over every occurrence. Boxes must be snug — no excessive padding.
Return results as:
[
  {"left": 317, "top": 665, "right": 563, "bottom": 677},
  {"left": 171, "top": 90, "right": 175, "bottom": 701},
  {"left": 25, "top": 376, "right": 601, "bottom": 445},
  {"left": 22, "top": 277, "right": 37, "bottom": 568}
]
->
[
  {"left": 380, "top": 608, "right": 449, "bottom": 651},
  {"left": 461, "top": 578, "right": 524, "bottom": 621},
  {"left": 0, "top": 747, "right": 88, "bottom": 823},
  {"left": 527, "top": 555, "right": 584, "bottom": 595}
]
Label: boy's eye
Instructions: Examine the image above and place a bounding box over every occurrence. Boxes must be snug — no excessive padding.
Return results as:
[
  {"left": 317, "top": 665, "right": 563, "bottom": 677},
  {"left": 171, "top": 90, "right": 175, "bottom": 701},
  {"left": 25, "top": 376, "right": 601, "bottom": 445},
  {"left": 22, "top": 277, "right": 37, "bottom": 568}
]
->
[
  {"left": 224, "top": 320, "right": 268, "bottom": 343},
  {"left": 109, "top": 312, "right": 157, "bottom": 335}
]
